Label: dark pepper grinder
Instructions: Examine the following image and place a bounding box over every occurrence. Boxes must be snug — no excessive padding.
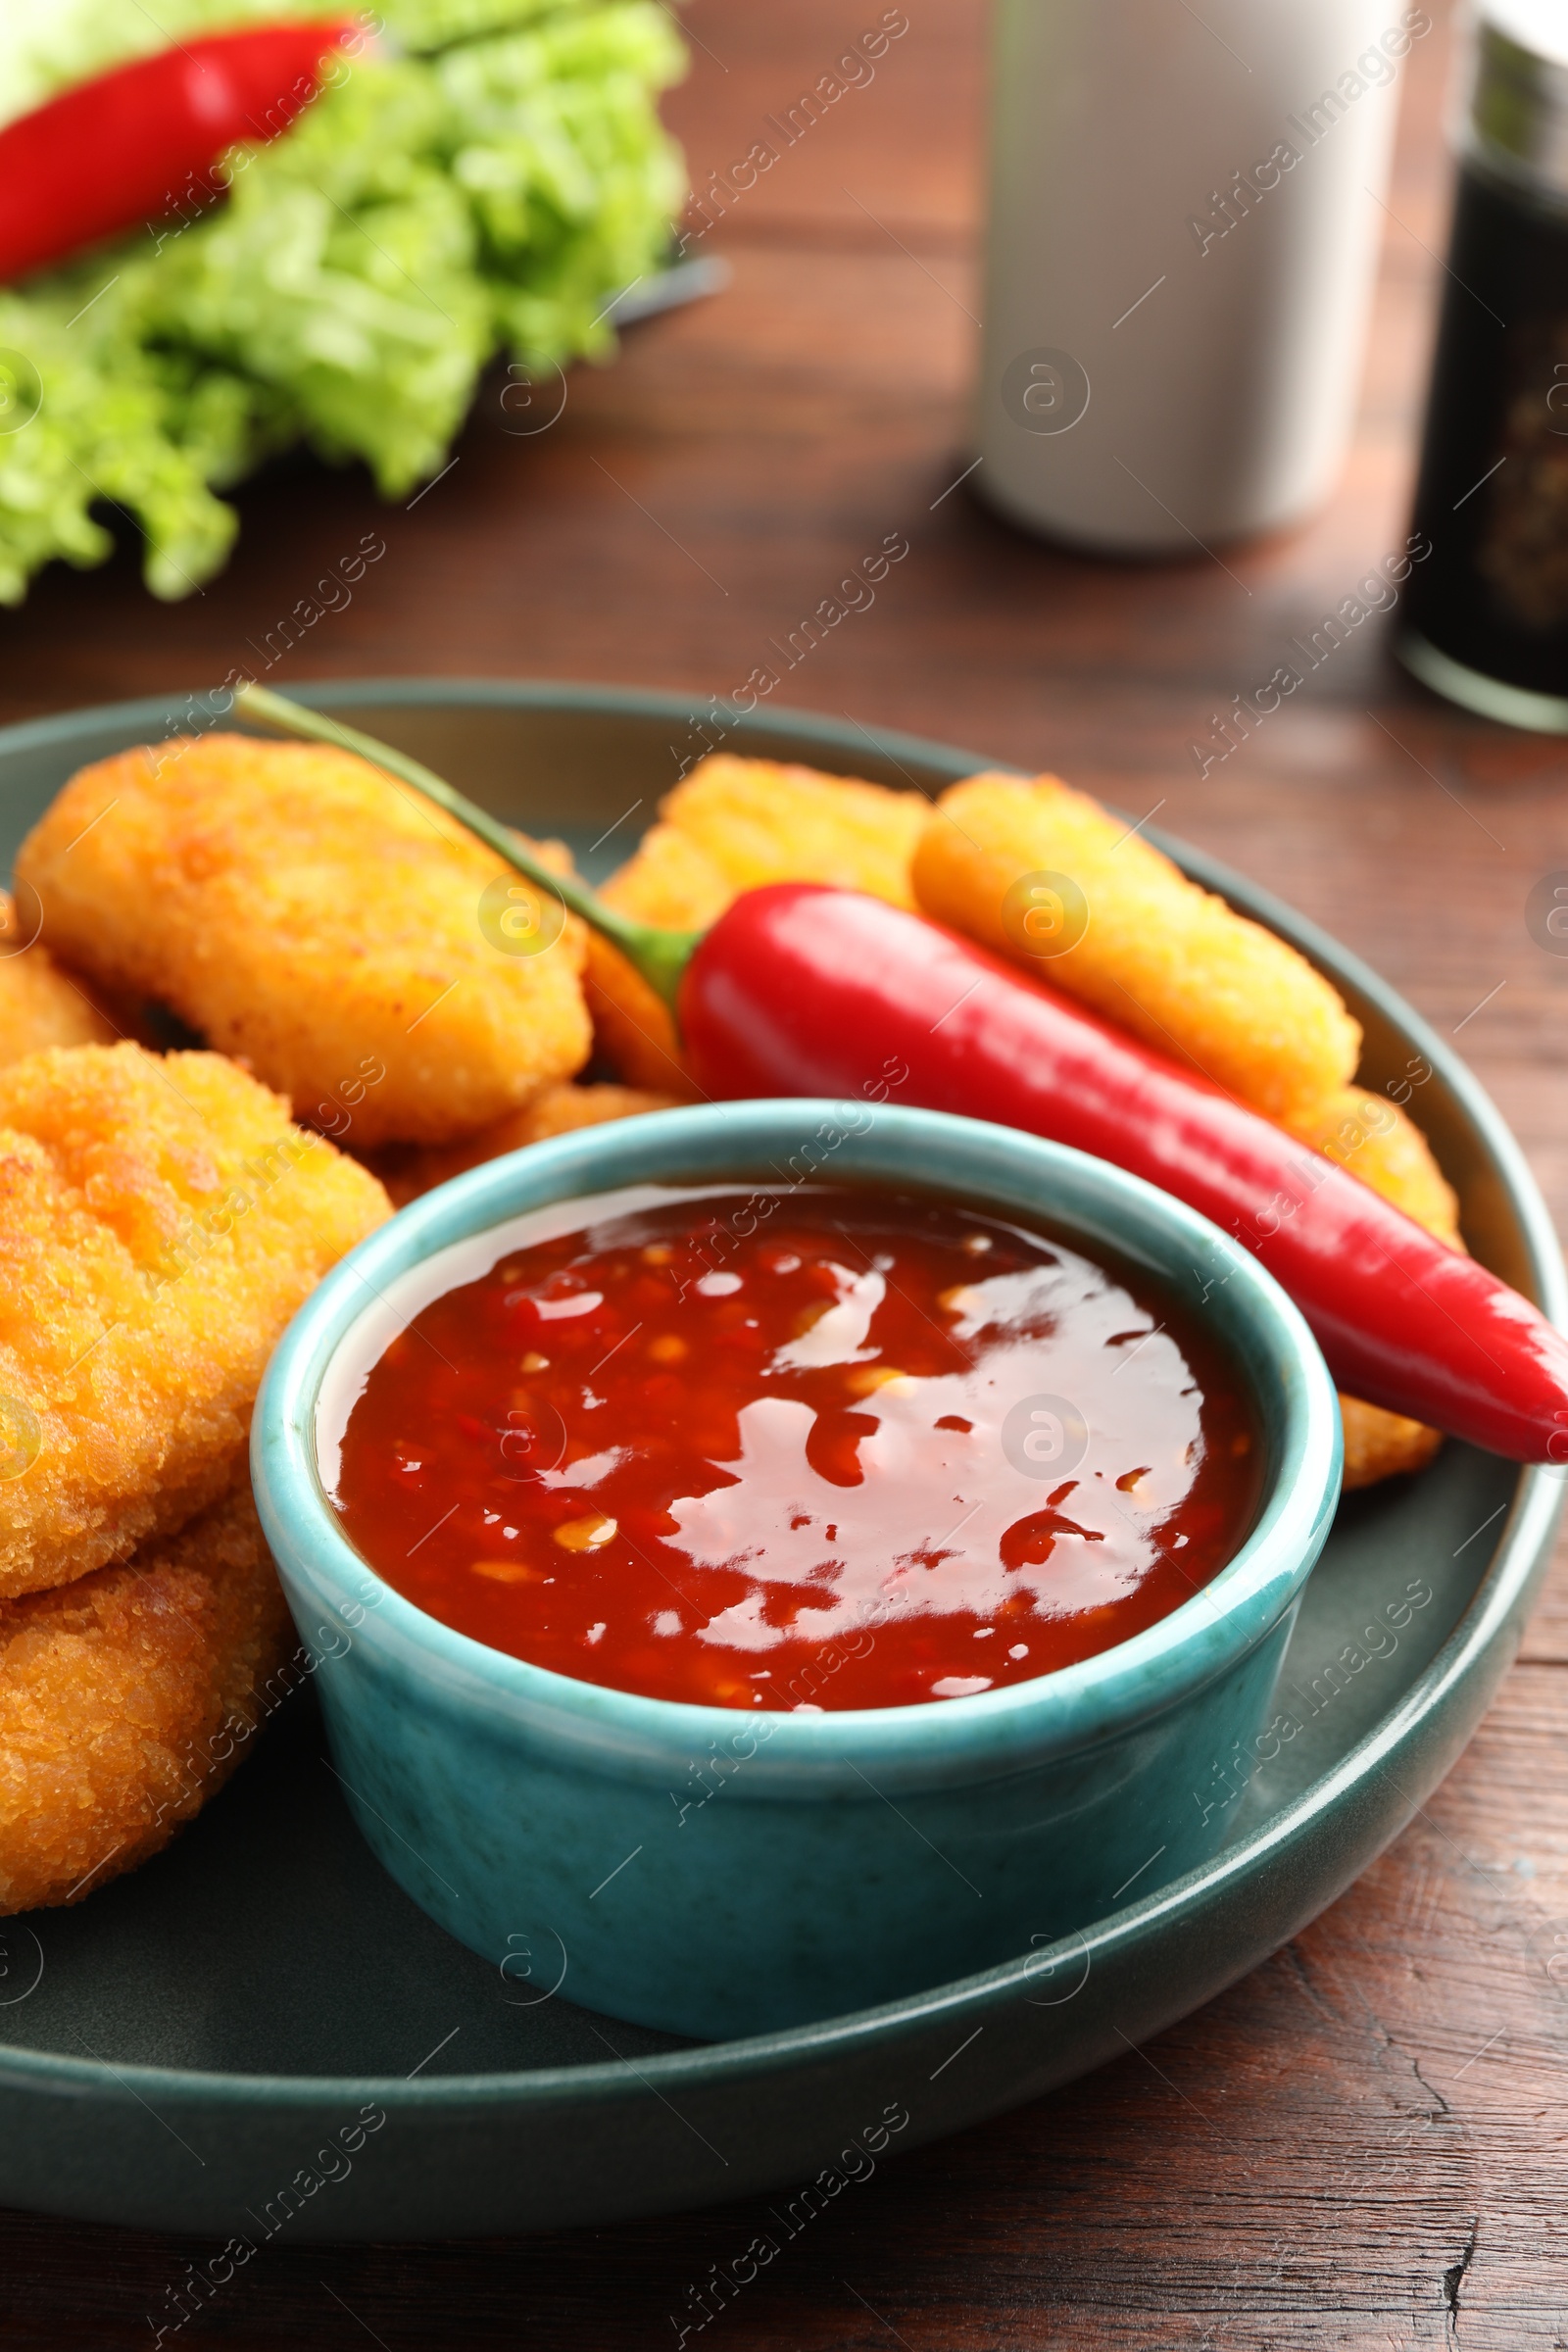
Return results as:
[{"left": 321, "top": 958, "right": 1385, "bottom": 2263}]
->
[{"left": 1399, "top": 2, "right": 1568, "bottom": 728}]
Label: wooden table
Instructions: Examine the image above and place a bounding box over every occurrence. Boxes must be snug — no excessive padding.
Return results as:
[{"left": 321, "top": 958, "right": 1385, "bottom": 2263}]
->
[{"left": 5, "top": 1, "right": 1568, "bottom": 2342}]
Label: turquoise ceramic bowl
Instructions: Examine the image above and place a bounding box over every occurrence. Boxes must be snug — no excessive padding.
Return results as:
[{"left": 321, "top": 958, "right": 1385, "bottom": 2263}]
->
[{"left": 253, "top": 1101, "right": 1342, "bottom": 2039}]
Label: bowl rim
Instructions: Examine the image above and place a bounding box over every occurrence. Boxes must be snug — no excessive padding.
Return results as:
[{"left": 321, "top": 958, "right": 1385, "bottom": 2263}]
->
[{"left": 252, "top": 1099, "right": 1342, "bottom": 1788}]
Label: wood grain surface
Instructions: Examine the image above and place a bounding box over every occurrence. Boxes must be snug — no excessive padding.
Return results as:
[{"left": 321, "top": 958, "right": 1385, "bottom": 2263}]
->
[{"left": 5, "top": 1, "right": 1568, "bottom": 2343}]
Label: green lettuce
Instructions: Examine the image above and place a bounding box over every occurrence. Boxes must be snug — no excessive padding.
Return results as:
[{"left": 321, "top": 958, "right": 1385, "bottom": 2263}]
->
[{"left": 0, "top": 0, "right": 686, "bottom": 601}]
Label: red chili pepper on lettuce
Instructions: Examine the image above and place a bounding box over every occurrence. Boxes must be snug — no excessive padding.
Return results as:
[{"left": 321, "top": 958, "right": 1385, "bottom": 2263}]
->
[
  {"left": 0, "top": 22, "right": 357, "bottom": 286},
  {"left": 0, "top": 2, "right": 688, "bottom": 603}
]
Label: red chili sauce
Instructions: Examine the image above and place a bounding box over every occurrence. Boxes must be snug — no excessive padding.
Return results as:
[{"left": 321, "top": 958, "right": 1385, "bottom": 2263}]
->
[{"left": 330, "top": 1186, "right": 1265, "bottom": 1711}]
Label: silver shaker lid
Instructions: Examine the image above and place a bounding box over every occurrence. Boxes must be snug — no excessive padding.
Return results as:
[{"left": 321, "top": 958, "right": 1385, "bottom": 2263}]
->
[{"left": 1470, "top": 0, "right": 1568, "bottom": 203}]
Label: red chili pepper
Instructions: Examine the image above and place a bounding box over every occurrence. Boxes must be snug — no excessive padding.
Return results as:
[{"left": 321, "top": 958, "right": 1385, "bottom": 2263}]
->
[
  {"left": 678, "top": 884, "right": 1568, "bottom": 1465},
  {"left": 227, "top": 684, "right": 1568, "bottom": 1471},
  {"left": 0, "top": 20, "right": 356, "bottom": 286}
]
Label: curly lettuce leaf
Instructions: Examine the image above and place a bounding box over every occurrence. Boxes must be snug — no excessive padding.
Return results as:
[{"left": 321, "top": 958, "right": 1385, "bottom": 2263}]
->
[
  {"left": 0, "top": 287, "right": 247, "bottom": 603},
  {"left": 156, "top": 56, "right": 493, "bottom": 497},
  {"left": 389, "top": 0, "right": 582, "bottom": 49},
  {"left": 0, "top": 0, "right": 686, "bottom": 597},
  {"left": 438, "top": 7, "right": 688, "bottom": 359}
]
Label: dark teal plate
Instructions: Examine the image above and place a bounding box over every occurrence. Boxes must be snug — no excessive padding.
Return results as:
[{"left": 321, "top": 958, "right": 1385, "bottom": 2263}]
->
[{"left": 0, "top": 682, "right": 1560, "bottom": 2240}]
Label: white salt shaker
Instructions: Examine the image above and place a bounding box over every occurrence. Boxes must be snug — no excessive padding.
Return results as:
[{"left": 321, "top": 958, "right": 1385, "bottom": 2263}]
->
[{"left": 976, "top": 1, "right": 1431, "bottom": 551}]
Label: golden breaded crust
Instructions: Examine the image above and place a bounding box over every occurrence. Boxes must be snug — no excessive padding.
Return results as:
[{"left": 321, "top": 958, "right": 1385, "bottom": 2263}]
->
[
  {"left": 582, "top": 948, "right": 697, "bottom": 1099},
  {"left": 1338, "top": 1397, "right": 1445, "bottom": 1491},
  {"left": 660, "top": 754, "right": 927, "bottom": 905},
  {"left": 370, "top": 1081, "right": 682, "bottom": 1207},
  {"left": 0, "top": 1482, "right": 292, "bottom": 1915},
  {"left": 0, "top": 1043, "right": 389, "bottom": 1597},
  {"left": 0, "top": 894, "right": 120, "bottom": 1066},
  {"left": 603, "top": 820, "right": 738, "bottom": 932},
  {"left": 517, "top": 1078, "right": 682, "bottom": 1144},
  {"left": 17, "top": 736, "right": 592, "bottom": 1148},
  {"left": 587, "top": 754, "right": 925, "bottom": 1092},
  {"left": 586, "top": 827, "right": 730, "bottom": 1097},
  {"left": 913, "top": 773, "right": 1362, "bottom": 1122}
]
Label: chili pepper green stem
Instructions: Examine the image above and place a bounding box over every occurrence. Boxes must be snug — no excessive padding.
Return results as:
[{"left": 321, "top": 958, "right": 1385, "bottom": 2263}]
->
[{"left": 231, "top": 683, "right": 702, "bottom": 1010}]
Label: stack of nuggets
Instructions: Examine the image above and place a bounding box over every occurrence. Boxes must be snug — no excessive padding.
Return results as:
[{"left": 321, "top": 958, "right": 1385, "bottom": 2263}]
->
[
  {"left": 0, "top": 891, "right": 121, "bottom": 1065},
  {"left": 0, "top": 1045, "right": 389, "bottom": 1913},
  {"left": 1, "top": 733, "right": 674, "bottom": 1912},
  {"left": 1, "top": 1490, "right": 293, "bottom": 1916}
]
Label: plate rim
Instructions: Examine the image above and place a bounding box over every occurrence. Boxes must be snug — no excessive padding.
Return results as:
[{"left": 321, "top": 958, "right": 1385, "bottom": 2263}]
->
[{"left": 1, "top": 675, "right": 1561, "bottom": 2114}]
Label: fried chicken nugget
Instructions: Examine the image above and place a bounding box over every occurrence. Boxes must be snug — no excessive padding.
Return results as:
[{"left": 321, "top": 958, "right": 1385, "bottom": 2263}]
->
[
  {"left": 912, "top": 773, "right": 1362, "bottom": 1122},
  {"left": 586, "top": 829, "right": 733, "bottom": 1098},
  {"left": 1337, "top": 1396, "right": 1443, "bottom": 1489},
  {"left": 661, "top": 755, "right": 928, "bottom": 904},
  {"left": 0, "top": 894, "right": 120, "bottom": 1066},
  {"left": 0, "top": 1043, "right": 389, "bottom": 1598},
  {"left": 586, "top": 755, "right": 927, "bottom": 1093},
  {"left": 1280, "top": 1084, "right": 1462, "bottom": 1489},
  {"left": 0, "top": 1481, "right": 292, "bottom": 1915},
  {"left": 16, "top": 735, "right": 592, "bottom": 1148},
  {"left": 370, "top": 1081, "right": 681, "bottom": 1207}
]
